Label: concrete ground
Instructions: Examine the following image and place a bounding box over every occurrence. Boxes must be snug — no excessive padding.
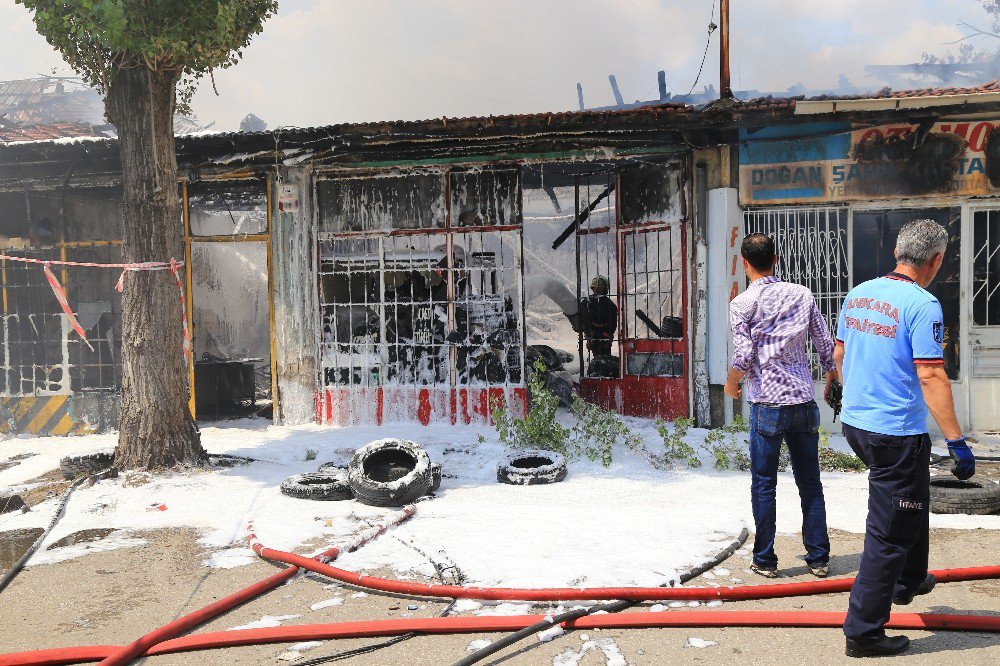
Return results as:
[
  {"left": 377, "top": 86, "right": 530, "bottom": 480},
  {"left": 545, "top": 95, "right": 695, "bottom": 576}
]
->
[{"left": 0, "top": 526, "right": 998, "bottom": 665}]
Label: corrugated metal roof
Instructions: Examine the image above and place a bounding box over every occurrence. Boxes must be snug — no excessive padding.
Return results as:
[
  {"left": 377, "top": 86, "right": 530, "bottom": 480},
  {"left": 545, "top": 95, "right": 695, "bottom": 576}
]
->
[
  {"left": 0, "top": 122, "right": 113, "bottom": 144},
  {"left": 738, "top": 81, "right": 1000, "bottom": 112}
]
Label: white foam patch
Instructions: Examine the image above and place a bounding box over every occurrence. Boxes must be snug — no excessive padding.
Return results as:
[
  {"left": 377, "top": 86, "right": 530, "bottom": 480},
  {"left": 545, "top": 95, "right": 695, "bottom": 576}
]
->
[
  {"left": 466, "top": 639, "right": 492, "bottom": 651},
  {"left": 227, "top": 614, "right": 301, "bottom": 631},
  {"left": 310, "top": 597, "right": 344, "bottom": 611},
  {"left": 0, "top": 419, "right": 996, "bottom": 591},
  {"left": 204, "top": 547, "right": 255, "bottom": 569}
]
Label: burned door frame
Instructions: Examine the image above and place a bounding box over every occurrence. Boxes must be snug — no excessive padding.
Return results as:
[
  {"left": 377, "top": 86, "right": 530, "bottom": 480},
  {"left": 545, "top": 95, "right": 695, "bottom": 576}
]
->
[
  {"left": 181, "top": 177, "right": 277, "bottom": 421},
  {"left": 576, "top": 161, "right": 693, "bottom": 420},
  {"left": 313, "top": 167, "right": 528, "bottom": 426}
]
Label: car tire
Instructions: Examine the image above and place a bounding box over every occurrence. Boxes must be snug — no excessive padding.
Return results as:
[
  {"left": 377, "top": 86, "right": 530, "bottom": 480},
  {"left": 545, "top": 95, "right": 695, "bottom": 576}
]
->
[
  {"left": 59, "top": 453, "right": 115, "bottom": 480},
  {"left": 929, "top": 476, "right": 1000, "bottom": 515},
  {"left": 497, "top": 449, "right": 567, "bottom": 486},
  {"left": 348, "top": 439, "right": 432, "bottom": 507},
  {"left": 280, "top": 471, "right": 353, "bottom": 501}
]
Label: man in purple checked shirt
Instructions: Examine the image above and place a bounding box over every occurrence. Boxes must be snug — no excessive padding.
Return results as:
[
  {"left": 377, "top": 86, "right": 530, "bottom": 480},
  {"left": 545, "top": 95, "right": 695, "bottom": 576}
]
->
[{"left": 724, "top": 233, "right": 839, "bottom": 579}]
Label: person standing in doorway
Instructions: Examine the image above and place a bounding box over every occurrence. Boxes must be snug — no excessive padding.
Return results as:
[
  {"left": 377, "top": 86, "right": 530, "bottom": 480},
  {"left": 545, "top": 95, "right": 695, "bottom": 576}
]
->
[
  {"left": 724, "top": 233, "right": 837, "bottom": 580},
  {"left": 835, "top": 219, "right": 974, "bottom": 658}
]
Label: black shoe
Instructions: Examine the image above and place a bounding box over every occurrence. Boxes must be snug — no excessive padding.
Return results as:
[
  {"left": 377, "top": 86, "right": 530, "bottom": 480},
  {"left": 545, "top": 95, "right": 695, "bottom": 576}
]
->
[
  {"left": 893, "top": 574, "right": 936, "bottom": 605},
  {"left": 845, "top": 635, "right": 910, "bottom": 658}
]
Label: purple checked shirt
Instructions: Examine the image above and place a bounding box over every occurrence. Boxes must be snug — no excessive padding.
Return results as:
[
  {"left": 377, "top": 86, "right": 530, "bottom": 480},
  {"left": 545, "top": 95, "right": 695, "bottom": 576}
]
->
[{"left": 729, "top": 276, "right": 836, "bottom": 405}]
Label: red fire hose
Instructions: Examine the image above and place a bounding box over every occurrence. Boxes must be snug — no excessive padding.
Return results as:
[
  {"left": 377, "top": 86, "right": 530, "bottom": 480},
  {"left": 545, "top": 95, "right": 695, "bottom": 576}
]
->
[
  {"left": 5, "top": 515, "right": 999, "bottom": 666},
  {"left": 251, "top": 539, "right": 1000, "bottom": 602},
  {"left": 94, "top": 507, "right": 416, "bottom": 666},
  {"left": 3, "top": 610, "right": 999, "bottom": 666}
]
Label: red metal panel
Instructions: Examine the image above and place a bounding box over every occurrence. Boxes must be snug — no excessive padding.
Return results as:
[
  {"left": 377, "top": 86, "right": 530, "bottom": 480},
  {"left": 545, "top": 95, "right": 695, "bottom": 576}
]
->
[{"left": 316, "top": 387, "right": 526, "bottom": 426}]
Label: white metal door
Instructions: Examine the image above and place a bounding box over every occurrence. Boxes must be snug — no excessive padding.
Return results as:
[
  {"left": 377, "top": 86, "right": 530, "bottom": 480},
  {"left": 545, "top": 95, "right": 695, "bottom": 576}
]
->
[{"left": 968, "top": 208, "right": 1000, "bottom": 431}]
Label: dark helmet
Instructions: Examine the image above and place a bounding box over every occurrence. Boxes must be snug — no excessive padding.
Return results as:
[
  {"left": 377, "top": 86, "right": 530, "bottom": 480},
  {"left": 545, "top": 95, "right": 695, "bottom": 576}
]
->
[{"left": 590, "top": 275, "right": 610, "bottom": 295}]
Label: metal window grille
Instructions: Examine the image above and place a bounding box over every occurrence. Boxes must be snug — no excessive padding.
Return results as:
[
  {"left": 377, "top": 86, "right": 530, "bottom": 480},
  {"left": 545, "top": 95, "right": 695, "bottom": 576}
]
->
[
  {"left": 576, "top": 171, "right": 619, "bottom": 377},
  {"left": 65, "top": 245, "right": 124, "bottom": 392},
  {"left": 317, "top": 170, "right": 525, "bottom": 422},
  {"left": 621, "top": 225, "right": 684, "bottom": 377},
  {"left": 1, "top": 249, "right": 69, "bottom": 396},
  {"left": 973, "top": 209, "right": 1000, "bottom": 326},
  {"left": 744, "top": 206, "right": 850, "bottom": 380}
]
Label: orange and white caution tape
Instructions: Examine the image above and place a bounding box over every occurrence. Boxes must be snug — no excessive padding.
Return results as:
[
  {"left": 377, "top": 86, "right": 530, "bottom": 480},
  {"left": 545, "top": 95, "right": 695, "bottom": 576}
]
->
[
  {"left": 41, "top": 262, "right": 94, "bottom": 352},
  {"left": 2, "top": 253, "right": 187, "bottom": 358}
]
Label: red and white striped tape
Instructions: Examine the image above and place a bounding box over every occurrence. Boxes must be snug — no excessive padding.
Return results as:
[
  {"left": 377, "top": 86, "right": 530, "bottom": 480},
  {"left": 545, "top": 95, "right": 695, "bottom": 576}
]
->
[{"left": 1, "top": 253, "right": 189, "bottom": 359}]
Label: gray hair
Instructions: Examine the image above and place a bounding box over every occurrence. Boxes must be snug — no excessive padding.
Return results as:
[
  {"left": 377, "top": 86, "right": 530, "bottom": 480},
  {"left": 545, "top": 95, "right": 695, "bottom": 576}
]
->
[{"left": 896, "top": 219, "right": 948, "bottom": 267}]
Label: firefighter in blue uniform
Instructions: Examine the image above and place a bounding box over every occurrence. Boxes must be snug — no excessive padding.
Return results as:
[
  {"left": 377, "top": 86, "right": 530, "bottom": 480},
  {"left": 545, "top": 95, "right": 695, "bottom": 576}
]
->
[{"left": 834, "top": 219, "right": 975, "bottom": 658}]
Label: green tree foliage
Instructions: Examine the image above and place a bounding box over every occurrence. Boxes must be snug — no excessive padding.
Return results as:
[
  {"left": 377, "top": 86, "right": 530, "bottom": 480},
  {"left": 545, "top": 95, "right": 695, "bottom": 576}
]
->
[{"left": 16, "top": 0, "right": 277, "bottom": 109}]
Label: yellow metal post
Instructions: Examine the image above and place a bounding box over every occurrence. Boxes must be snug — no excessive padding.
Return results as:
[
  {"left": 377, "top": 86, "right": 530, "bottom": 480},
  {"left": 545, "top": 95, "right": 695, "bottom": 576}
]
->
[
  {"left": 183, "top": 181, "right": 197, "bottom": 419},
  {"left": 266, "top": 175, "right": 279, "bottom": 421},
  {"left": 1, "top": 255, "right": 7, "bottom": 315}
]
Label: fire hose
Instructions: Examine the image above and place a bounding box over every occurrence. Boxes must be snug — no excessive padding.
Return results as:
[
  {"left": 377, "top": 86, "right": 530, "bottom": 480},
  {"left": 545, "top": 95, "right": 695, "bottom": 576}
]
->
[
  {"left": 2, "top": 611, "right": 999, "bottom": 666},
  {"left": 250, "top": 538, "right": 1000, "bottom": 602},
  {"left": 3, "top": 518, "right": 1000, "bottom": 665},
  {"left": 95, "top": 506, "right": 416, "bottom": 666}
]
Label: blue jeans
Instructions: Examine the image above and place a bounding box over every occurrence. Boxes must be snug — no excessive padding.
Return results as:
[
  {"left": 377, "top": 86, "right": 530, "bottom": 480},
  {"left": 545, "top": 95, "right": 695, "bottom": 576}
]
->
[{"left": 749, "top": 401, "right": 830, "bottom": 569}]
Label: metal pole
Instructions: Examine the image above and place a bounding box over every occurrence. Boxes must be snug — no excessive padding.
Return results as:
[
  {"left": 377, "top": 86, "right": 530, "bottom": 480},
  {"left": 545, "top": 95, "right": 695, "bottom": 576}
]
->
[{"left": 720, "top": 0, "right": 732, "bottom": 99}]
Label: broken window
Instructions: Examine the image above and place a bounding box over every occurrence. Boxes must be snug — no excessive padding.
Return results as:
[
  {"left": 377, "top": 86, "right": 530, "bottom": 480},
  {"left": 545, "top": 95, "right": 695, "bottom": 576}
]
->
[
  {"left": 191, "top": 240, "right": 272, "bottom": 419},
  {"left": 620, "top": 162, "right": 684, "bottom": 225},
  {"left": 576, "top": 169, "right": 619, "bottom": 378},
  {"left": 521, "top": 164, "right": 581, "bottom": 382},
  {"left": 188, "top": 181, "right": 267, "bottom": 236},
  {"left": 1, "top": 249, "right": 67, "bottom": 396},
  {"left": 62, "top": 187, "right": 123, "bottom": 242},
  {"left": 65, "top": 245, "right": 123, "bottom": 392},
  {"left": 449, "top": 169, "right": 520, "bottom": 227},
  {"left": 973, "top": 209, "right": 1000, "bottom": 327},
  {"left": 317, "top": 173, "right": 446, "bottom": 233},
  {"left": 0, "top": 192, "right": 30, "bottom": 248},
  {"left": 317, "top": 169, "right": 525, "bottom": 424},
  {"left": 852, "top": 208, "right": 961, "bottom": 380},
  {"left": 621, "top": 226, "right": 684, "bottom": 376}
]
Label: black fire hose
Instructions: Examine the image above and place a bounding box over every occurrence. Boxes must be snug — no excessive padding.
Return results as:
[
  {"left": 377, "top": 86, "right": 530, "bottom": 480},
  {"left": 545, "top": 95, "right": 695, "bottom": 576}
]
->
[
  {"left": 0, "top": 469, "right": 112, "bottom": 595},
  {"left": 453, "top": 527, "right": 750, "bottom": 666}
]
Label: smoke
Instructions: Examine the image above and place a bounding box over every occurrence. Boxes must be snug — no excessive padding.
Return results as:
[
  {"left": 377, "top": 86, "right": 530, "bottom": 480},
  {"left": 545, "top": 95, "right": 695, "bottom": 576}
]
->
[{"left": 0, "top": 0, "right": 997, "bottom": 131}]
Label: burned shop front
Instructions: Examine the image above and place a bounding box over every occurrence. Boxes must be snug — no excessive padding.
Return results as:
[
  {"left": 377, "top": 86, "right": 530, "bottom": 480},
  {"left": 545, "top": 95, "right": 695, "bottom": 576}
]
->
[
  {"left": 0, "top": 168, "right": 275, "bottom": 436},
  {"left": 313, "top": 158, "right": 691, "bottom": 426},
  {"left": 0, "top": 107, "right": 702, "bottom": 436},
  {"left": 738, "top": 118, "right": 1000, "bottom": 432}
]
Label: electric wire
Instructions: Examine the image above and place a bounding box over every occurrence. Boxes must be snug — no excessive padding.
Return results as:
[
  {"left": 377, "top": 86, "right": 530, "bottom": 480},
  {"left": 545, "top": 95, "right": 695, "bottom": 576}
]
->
[{"left": 686, "top": 0, "right": 718, "bottom": 96}]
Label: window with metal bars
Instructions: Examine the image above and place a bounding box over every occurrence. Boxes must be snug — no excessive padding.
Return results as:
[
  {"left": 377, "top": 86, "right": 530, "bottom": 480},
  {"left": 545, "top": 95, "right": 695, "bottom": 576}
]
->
[
  {"left": 65, "top": 245, "right": 124, "bottom": 392},
  {"left": 974, "top": 209, "right": 1000, "bottom": 327},
  {"left": 744, "top": 206, "right": 850, "bottom": 381},
  {"left": 317, "top": 169, "right": 524, "bottom": 397},
  {"left": 1, "top": 250, "right": 67, "bottom": 396}
]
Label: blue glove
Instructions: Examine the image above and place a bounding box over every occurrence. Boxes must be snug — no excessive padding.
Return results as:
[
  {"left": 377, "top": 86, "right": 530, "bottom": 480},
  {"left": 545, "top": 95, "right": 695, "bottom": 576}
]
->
[{"left": 946, "top": 437, "right": 976, "bottom": 481}]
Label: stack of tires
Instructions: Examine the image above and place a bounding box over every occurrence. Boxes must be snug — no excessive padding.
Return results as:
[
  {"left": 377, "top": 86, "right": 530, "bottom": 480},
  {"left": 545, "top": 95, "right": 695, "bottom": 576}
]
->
[{"left": 280, "top": 438, "right": 441, "bottom": 507}]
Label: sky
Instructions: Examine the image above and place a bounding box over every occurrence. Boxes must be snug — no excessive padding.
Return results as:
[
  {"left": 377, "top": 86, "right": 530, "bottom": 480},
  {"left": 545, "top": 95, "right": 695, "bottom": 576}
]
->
[{"left": 0, "top": 0, "right": 997, "bottom": 131}]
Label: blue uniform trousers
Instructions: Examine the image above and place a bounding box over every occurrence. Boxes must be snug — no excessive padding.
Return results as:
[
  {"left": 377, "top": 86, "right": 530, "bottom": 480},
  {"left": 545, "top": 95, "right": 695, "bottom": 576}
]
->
[{"left": 842, "top": 423, "right": 930, "bottom": 640}]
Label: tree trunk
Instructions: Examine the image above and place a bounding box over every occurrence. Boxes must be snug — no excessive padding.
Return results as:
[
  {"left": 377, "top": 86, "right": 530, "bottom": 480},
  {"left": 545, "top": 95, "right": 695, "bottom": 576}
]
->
[{"left": 106, "top": 65, "right": 205, "bottom": 470}]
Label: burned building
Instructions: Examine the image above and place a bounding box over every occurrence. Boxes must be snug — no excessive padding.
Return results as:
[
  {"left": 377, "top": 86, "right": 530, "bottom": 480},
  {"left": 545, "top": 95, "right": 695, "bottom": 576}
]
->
[
  {"left": 2, "top": 82, "right": 1000, "bottom": 437},
  {"left": 728, "top": 82, "right": 1000, "bottom": 433},
  {"left": 0, "top": 105, "right": 716, "bottom": 434}
]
